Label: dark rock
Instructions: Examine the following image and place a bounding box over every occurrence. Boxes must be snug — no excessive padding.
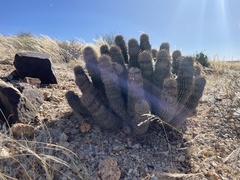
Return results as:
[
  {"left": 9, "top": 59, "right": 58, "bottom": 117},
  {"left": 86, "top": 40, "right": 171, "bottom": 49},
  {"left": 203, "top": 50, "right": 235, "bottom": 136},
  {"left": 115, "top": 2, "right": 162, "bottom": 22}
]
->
[
  {"left": 0, "top": 80, "right": 37, "bottom": 125},
  {"left": 14, "top": 82, "right": 44, "bottom": 110},
  {"left": 14, "top": 52, "right": 57, "bottom": 84}
]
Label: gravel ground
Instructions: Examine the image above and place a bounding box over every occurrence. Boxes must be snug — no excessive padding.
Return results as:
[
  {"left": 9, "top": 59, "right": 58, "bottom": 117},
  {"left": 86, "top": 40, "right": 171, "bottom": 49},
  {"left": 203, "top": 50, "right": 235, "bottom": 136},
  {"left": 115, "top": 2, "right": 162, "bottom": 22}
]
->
[{"left": 0, "top": 61, "right": 239, "bottom": 180}]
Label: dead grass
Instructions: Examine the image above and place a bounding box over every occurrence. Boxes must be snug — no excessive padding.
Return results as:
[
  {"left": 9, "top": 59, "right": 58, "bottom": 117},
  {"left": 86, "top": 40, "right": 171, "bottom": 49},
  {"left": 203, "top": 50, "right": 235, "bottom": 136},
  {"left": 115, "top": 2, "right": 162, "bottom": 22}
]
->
[
  {"left": 0, "top": 121, "right": 88, "bottom": 180},
  {"left": 0, "top": 34, "right": 86, "bottom": 63},
  {"left": 210, "top": 60, "right": 240, "bottom": 74}
]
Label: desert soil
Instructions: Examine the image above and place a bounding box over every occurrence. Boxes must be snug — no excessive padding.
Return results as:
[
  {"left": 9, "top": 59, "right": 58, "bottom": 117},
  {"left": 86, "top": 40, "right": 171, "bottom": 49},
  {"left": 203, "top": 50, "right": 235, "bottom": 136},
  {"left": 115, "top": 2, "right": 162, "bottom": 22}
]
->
[{"left": 0, "top": 61, "right": 239, "bottom": 180}]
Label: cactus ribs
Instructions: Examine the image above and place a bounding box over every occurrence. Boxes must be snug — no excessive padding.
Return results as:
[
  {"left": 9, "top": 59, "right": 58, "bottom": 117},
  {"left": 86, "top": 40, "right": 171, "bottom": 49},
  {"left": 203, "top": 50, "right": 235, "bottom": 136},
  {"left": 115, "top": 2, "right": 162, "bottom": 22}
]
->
[{"left": 66, "top": 34, "right": 206, "bottom": 135}]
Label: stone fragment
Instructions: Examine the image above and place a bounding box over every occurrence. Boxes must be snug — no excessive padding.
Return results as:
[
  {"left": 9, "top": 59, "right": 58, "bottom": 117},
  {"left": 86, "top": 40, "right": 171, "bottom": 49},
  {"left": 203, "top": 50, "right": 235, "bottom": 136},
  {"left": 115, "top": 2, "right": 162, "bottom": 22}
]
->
[
  {"left": 14, "top": 82, "right": 44, "bottom": 110},
  {"left": 98, "top": 157, "right": 121, "bottom": 180},
  {"left": 79, "top": 121, "right": 91, "bottom": 133},
  {"left": 22, "top": 77, "right": 41, "bottom": 88},
  {"left": 11, "top": 123, "right": 35, "bottom": 137},
  {"left": 14, "top": 52, "right": 57, "bottom": 84},
  {"left": 0, "top": 80, "right": 36, "bottom": 125},
  {"left": 60, "top": 133, "right": 68, "bottom": 142}
]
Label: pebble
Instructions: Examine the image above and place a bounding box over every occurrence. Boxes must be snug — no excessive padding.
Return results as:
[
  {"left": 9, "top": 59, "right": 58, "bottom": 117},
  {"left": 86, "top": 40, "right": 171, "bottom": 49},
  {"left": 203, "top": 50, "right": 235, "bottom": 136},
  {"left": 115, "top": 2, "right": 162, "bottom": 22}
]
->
[
  {"left": 113, "top": 145, "right": 125, "bottom": 153},
  {"left": 60, "top": 132, "right": 68, "bottom": 142}
]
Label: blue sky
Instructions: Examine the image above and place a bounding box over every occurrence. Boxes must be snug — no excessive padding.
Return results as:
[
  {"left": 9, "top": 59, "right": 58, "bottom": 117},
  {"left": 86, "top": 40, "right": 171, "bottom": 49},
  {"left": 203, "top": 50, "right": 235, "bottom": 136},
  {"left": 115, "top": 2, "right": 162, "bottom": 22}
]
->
[{"left": 0, "top": 0, "right": 239, "bottom": 60}]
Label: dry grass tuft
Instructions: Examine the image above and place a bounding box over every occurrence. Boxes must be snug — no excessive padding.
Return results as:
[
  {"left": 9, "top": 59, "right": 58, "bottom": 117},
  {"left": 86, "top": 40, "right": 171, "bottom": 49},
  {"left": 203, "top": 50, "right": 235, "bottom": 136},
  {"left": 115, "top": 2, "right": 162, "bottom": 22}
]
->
[
  {"left": 0, "top": 34, "right": 86, "bottom": 63},
  {"left": 0, "top": 122, "right": 88, "bottom": 179},
  {"left": 210, "top": 60, "right": 240, "bottom": 74}
]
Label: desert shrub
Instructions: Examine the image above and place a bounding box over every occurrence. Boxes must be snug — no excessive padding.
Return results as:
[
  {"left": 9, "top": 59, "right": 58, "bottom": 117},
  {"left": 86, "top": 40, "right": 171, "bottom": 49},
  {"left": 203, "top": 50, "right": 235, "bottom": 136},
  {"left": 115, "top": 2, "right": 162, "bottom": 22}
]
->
[
  {"left": 195, "top": 52, "right": 210, "bottom": 67},
  {"left": 57, "top": 39, "right": 84, "bottom": 63},
  {"left": 95, "top": 32, "right": 115, "bottom": 46}
]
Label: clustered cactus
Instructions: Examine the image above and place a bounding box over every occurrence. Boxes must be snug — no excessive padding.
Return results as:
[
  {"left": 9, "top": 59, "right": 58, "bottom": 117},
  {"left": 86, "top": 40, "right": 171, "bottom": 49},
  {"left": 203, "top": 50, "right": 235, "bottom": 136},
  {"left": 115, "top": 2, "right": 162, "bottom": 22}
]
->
[{"left": 65, "top": 34, "right": 206, "bottom": 135}]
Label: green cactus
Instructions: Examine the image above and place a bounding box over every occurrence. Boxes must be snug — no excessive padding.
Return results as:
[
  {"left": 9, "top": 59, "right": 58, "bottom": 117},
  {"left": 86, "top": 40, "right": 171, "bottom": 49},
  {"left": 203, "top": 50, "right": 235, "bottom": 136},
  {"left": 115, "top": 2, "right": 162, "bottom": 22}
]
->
[
  {"left": 128, "top": 38, "right": 140, "bottom": 68},
  {"left": 81, "top": 93, "right": 121, "bottom": 130},
  {"left": 83, "top": 46, "right": 106, "bottom": 98},
  {"left": 140, "top": 33, "right": 151, "bottom": 52},
  {"left": 127, "top": 67, "right": 145, "bottom": 118},
  {"left": 156, "top": 78, "right": 178, "bottom": 123},
  {"left": 98, "top": 55, "right": 128, "bottom": 121},
  {"left": 138, "top": 50, "right": 153, "bottom": 81},
  {"left": 73, "top": 66, "right": 104, "bottom": 103},
  {"left": 151, "top": 49, "right": 158, "bottom": 60},
  {"left": 109, "top": 45, "right": 128, "bottom": 103},
  {"left": 160, "top": 42, "right": 170, "bottom": 54},
  {"left": 109, "top": 45, "right": 126, "bottom": 66},
  {"left": 131, "top": 100, "right": 150, "bottom": 135},
  {"left": 66, "top": 33, "right": 206, "bottom": 135},
  {"left": 100, "top": 44, "right": 110, "bottom": 55},
  {"left": 114, "top": 35, "right": 128, "bottom": 64},
  {"left": 138, "top": 50, "right": 153, "bottom": 102},
  {"left": 170, "top": 76, "right": 206, "bottom": 127},
  {"left": 152, "top": 49, "right": 171, "bottom": 97},
  {"left": 176, "top": 57, "right": 194, "bottom": 105},
  {"left": 65, "top": 91, "right": 91, "bottom": 118},
  {"left": 186, "top": 76, "right": 206, "bottom": 112},
  {"left": 172, "top": 50, "right": 181, "bottom": 75}
]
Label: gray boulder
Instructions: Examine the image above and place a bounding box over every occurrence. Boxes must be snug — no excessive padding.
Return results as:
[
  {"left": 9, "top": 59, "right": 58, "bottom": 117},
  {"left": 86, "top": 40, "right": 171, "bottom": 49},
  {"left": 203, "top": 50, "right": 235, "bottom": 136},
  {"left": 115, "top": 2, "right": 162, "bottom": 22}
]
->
[
  {"left": 15, "top": 82, "right": 44, "bottom": 111},
  {"left": 0, "top": 80, "right": 37, "bottom": 125},
  {"left": 14, "top": 52, "right": 57, "bottom": 84}
]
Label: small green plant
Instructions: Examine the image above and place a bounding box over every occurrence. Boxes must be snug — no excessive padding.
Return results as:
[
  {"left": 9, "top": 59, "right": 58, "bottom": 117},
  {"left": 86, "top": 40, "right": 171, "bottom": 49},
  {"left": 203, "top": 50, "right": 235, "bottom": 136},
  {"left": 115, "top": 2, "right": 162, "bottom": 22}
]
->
[{"left": 195, "top": 52, "right": 210, "bottom": 67}]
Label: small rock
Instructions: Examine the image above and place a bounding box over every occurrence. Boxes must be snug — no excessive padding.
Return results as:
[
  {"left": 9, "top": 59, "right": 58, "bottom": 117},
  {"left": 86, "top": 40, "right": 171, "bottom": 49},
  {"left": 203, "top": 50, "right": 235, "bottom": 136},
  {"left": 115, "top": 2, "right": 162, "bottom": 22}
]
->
[
  {"left": 191, "top": 164, "right": 200, "bottom": 173},
  {"left": 98, "top": 157, "right": 121, "bottom": 180},
  {"left": 205, "top": 170, "right": 220, "bottom": 180},
  {"left": 79, "top": 121, "right": 91, "bottom": 133},
  {"left": 176, "top": 155, "right": 186, "bottom": 162},
  {"left": 11, "top": 123, "right": 35, "bottom": 137},
  {"left": 150, "top": 176, "right": 159, "bottom": 180},
  {"left": 60, "top": 133, "right": 68, "bottom": 142},
  {"left": 132, "top": 143, "right": 141, "bottom": 149},
  {"left": 14, "top": 82, "right": 44, "bottom": 110},
  {"left": 211, "top": 161, "right": 218, "bottom": 168},
  {"left": 113, "top": 145, "right": 125, "bottom": 153},
  {"left": 0, "top": 80, "right": 37, "bottom": 125},
  {"left": 22, "top": 77, "right": 41, "bottom": 88}
]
